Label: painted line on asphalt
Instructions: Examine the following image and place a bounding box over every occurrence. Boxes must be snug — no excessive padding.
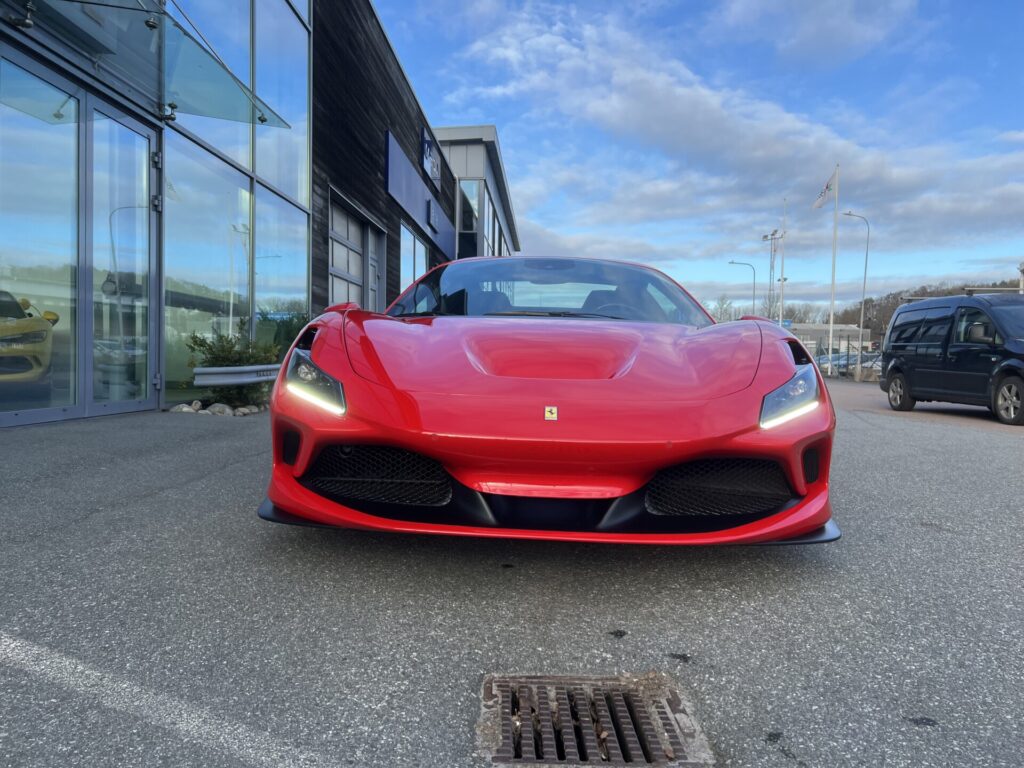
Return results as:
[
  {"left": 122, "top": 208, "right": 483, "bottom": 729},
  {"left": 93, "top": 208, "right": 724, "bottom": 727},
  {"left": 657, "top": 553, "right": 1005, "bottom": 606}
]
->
[{"left": 0, "top": 632, "right": 340, "bottom": 768}]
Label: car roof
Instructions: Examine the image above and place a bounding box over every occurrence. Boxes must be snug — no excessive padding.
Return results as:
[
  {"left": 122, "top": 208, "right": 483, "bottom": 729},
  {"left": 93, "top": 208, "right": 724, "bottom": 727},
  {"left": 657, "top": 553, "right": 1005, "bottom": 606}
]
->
[
  {"left": 896, "top": 293, "right": 1024, "bottom": 312},
  {"left": 974, "top": 293, "right": 1024, "bottom": 307}
]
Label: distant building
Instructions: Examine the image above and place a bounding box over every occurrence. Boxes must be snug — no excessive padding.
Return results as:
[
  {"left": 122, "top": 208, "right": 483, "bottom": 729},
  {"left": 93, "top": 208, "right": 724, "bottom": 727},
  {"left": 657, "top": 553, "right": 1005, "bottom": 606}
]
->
[
  {"left": 436, "top": 126, "right": 520, "bottom": 259},
  {"left": 789, "top": 323, "right": 873, "bottom": 354}
]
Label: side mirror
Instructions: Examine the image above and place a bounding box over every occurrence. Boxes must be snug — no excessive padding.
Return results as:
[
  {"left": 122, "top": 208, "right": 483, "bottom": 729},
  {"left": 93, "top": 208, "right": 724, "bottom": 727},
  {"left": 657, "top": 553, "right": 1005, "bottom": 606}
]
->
[
  {"left": 18, "top": 298, "right": 31, "bottom": 311},
  {"left": 966, "top": 323, "right": 994, "bottom": 345},
  {"left": 43, "top": 311, "right": 60, "bottom": 327}
]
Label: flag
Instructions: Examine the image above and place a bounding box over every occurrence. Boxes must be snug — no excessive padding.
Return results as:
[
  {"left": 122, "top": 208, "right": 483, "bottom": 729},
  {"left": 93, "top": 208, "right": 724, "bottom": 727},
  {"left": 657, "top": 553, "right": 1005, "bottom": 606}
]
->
[{"left": 812, "top": 168, "right": 837, "bottom": 209}]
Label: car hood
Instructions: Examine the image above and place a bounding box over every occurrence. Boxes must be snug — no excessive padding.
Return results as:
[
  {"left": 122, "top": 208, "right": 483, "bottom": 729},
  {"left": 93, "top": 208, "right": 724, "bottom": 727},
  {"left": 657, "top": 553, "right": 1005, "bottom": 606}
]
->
[{"left": 341, "top": 314, "right": 762, "bottom": 401}]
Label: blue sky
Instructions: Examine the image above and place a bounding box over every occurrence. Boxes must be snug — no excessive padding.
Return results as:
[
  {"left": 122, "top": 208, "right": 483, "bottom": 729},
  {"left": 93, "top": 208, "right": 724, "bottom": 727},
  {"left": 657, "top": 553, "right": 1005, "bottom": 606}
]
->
[{"left": 376, "top": 0, "right": 1024, "bottom": 308}]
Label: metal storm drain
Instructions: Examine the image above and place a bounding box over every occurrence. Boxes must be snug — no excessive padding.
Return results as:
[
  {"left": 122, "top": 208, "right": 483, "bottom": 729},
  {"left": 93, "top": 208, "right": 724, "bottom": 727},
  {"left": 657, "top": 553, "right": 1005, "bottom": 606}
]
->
[{"left": 479, "top": 674, "right": 714, "bottom": 766}]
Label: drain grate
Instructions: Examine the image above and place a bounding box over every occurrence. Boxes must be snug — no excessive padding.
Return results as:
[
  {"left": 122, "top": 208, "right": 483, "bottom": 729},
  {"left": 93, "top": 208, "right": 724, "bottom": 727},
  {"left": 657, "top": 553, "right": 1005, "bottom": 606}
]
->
[{"left": 482, "top": 675, "right": 712, "bottom": 766}]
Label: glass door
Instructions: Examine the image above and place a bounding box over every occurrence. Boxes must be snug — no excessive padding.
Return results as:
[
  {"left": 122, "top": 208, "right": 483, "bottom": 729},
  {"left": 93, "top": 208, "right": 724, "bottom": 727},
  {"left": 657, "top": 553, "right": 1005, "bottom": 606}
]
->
[
  {"left": 1, "top": 50, "right": 160, "bottom": 426},
  {"left": 0, "top": 55, "right": 81, "bottom": 422},
  {"left": 87, "top": 107, "right": 158, "bottom": 414}
]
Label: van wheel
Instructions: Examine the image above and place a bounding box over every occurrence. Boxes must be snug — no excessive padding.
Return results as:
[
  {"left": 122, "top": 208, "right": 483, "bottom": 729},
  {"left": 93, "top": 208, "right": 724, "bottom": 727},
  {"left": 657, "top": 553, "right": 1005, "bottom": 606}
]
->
[
  {"left": 993, "top": 376, "right": 1024, "bottom": 425},
  {"left": 887, "top": 373, "right": 916, "bottom": 411}
]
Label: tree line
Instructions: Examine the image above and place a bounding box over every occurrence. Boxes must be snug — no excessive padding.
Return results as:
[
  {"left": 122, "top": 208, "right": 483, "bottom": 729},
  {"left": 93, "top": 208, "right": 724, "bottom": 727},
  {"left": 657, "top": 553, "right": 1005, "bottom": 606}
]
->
[{"left": 703, "top": 278, "right": 1020, "bottom": 330}]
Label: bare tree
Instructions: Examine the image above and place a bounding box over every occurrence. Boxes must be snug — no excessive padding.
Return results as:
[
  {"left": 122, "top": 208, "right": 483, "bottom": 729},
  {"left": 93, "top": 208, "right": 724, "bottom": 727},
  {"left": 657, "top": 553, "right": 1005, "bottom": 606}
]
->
[
  {"left": 709, "top": 294, "right": 737, "bottom": 322},
  {"left": 759, "top": 294, "right": 780, "bottom": 320}
]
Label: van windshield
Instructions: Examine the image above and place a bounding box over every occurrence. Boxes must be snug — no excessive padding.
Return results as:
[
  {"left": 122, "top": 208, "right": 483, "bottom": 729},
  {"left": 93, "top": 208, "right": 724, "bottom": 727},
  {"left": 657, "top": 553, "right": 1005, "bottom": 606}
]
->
[{"left": 991, "top": 305, "right": 1024, "bottom": 339}]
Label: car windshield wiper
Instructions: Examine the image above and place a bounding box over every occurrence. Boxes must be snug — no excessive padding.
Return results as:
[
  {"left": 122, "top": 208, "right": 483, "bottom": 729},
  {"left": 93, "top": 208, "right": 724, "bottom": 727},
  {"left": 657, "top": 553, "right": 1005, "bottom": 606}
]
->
[{"left": 484, "top": 310, "right": 626, "bottom": 320}]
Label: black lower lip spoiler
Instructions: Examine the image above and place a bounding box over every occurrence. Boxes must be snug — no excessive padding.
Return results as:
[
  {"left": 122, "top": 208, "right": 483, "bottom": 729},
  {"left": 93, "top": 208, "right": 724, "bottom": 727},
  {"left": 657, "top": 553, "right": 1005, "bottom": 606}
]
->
[
  {"left": 258, "top": 498, "right": 841, "bottom": 544},
  {"left": 753, "top": 519, "right": 841, "bottom": 545},
  {"left": 258, "top": 498, "right": 336, "bottom": 528}
]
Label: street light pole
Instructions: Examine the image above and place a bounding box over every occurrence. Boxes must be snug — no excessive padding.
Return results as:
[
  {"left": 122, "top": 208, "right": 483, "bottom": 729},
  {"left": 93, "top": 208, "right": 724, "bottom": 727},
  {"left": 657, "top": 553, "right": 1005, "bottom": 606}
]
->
[
  {"left": 728, "top": 260, "right": 756, "bottom": 315},
  {"left": 843, "top": 211, "right": 870, "bottom": 380}
]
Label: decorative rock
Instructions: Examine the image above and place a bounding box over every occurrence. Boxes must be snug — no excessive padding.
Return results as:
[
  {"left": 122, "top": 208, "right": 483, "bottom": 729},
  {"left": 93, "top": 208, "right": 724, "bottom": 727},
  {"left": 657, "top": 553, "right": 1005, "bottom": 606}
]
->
[
  {"left": 191, "top": 400, "right": 203, "bottom": 411},
  {"left": 170, "top": 403, "right": 195, "bottom": 413},
  {"left": 233, "top": 408, "right": 248, "bottom": 416},
  {"left": 197, "top": 410, "right": 212, "bottom": 415},
  {"left": 207, "top": 402, "right": 233, "bottom": 416}
]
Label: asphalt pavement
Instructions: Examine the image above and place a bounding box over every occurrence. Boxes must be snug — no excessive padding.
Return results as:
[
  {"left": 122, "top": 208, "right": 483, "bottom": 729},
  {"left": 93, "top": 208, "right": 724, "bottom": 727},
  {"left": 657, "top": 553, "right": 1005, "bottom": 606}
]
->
[{"left": 1, "top": 381, "right": 1021, "bottom": 767}]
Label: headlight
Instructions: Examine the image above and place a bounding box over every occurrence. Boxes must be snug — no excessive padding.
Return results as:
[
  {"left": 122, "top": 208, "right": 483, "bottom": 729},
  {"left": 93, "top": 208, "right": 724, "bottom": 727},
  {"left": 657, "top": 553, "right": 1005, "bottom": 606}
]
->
[
  {"left": 284, "top": 349, "right": 346, "bottom": 415},
  {"left": 0, "top": 331, "right": 47, "bottom": 347},
  {"left": 760, "top": 364, "right": 819, "bottom": 429}
]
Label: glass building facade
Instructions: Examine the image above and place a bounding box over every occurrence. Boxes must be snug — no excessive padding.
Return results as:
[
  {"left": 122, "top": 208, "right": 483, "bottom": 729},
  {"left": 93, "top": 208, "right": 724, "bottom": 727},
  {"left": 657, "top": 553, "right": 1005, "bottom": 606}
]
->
[
  {"left": 0, "top": 0, "right": 310, "bottom": 423},
  {"left": 2, "top": 1, "right": 517, "bottom": 427}
]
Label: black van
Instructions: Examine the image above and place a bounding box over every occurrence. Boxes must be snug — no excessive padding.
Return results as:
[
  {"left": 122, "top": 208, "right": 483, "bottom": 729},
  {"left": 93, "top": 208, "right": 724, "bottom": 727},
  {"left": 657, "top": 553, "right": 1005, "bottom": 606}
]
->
[{"left": 879, "top": 293, "right": 1024, "bottom": 425}]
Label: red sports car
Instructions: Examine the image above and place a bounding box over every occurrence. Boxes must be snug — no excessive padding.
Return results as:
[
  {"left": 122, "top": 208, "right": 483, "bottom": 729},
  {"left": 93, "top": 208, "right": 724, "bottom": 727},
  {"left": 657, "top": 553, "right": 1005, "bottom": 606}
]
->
[{"left": 260, "top": 257, "right": 839, "bottom": 545}]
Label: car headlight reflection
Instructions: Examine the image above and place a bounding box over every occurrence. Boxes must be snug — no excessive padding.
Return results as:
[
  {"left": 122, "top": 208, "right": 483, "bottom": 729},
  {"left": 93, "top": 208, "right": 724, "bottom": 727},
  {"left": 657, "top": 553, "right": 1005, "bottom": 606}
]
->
[
  {"left": 759, "top": 364, "right": 819, "bottom": 429},
  {"left": 0, "top": 331, "right": 48, "bottom": 347},
  {"left": 284, "top": 349, "right": 346, "bottom": 416}
]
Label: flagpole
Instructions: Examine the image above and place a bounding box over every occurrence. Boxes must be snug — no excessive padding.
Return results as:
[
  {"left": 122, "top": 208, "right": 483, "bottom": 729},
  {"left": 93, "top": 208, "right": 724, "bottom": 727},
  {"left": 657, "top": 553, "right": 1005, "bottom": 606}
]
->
[
  {"left": 779, "top": 197, "right": 787, "bottom": 324},
  {"left": 827, "top": 164, "right": 839, "bottom": 376}
]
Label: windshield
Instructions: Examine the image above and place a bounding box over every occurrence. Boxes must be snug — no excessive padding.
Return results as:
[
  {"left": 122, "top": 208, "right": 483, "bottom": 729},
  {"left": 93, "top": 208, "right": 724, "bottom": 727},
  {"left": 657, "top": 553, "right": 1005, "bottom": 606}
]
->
[
  {"left": 0, "top": 291, "right": 26, "bottom": 319},
  {"left": 387, "top": 258, "right": 712, "bottom": 327},
  {"left": 991, "top": 305, "right": 1024, "bottom": 339}
]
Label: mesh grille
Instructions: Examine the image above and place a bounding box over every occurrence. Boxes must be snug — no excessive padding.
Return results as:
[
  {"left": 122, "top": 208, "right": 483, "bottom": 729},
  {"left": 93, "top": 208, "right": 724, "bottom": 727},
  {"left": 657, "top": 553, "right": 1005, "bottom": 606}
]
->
[
  {"left": 301, "top": 445, "right": 452, "bottom": 507},
  {"left": 645, "top": 458, "right": 793, "bottom": 517}
]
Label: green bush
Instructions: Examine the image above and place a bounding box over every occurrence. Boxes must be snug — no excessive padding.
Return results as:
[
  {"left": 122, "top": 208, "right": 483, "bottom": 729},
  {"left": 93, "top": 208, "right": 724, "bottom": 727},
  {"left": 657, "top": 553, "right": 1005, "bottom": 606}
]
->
[{"left": 186, "top": 319, "right": 280, "bottom": 407}]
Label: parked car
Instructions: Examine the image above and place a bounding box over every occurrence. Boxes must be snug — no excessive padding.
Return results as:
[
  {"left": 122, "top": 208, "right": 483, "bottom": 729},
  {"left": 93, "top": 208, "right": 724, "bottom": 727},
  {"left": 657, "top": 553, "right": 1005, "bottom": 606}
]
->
[
  {"left": 0, "top": 290, "right": 60, "bottom": 384},
  {"left": 260, "top": 256, "right": 839, "bottom": 545},
  {"left": 879, "top": 293, "right": 1024, "bottom": 425}
]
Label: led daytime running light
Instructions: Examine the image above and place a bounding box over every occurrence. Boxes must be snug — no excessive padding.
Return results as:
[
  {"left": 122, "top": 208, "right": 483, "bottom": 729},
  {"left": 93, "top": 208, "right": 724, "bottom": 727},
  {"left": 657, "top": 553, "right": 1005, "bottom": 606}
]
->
[
  {"left": 760, "top": 399, "right": 819, "bottom": 430},
  {"left": 285, "top": 381, "right": 345, "bottom": 415}
]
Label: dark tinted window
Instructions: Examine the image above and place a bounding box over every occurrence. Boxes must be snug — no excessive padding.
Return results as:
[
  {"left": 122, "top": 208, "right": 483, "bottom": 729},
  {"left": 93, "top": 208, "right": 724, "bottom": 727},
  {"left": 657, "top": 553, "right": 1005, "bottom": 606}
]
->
[
  {"left": 918, "top": 306, "right": 953, "bottom": 344},
  {"left": 888, "top": 308, "right": 927, "bottom": 346},
  {"left": 389, "top": 258, "right": 712, "bottom": 327},
  {"left": 954, "top": 307, "right": 1000, "bottom": 345},
  {"left": 0, "top": 290, "right": 26, "bottom": 319}
]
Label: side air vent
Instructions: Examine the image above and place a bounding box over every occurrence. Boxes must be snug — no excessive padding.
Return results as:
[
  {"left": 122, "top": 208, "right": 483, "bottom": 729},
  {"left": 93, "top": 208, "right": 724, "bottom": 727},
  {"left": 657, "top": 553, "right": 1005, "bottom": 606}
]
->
[
  {"left": 281, "top": 430, "right": 301, "bottom": 465},
  {"left": 301, "top": 445, "right": 453, "bottom": 506},
  {"left": 785, "top": 339, "right": 813, "bottom": 366},
  {"left": 802, "top": 448, "right": 820, "bottom": 484}
]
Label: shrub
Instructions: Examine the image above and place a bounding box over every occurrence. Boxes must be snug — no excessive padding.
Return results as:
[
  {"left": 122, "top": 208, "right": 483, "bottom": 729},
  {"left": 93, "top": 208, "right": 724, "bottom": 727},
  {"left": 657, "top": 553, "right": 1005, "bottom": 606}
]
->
[{"left": 186, "top": 319, "right": 280, "bottom": 407}]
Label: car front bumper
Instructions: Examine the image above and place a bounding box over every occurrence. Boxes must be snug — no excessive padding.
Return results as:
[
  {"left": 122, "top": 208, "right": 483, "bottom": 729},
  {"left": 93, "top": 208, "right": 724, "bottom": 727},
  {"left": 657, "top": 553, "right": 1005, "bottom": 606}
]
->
[{"left": 256, "top": 495, "right": 840, "bottom": 545}]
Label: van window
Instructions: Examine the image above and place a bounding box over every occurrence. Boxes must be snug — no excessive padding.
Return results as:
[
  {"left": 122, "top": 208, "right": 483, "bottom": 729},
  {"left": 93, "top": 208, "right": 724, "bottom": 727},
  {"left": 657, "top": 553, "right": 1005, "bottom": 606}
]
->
[
  {"left": 887, "top": 307, "right": 927, "bottom": 347},
  {"left": 918, "top": 307, "right": 953, "bottom": 345},
  {"left": 954, "top": 307, "right": 1001, "bottom": 345}
]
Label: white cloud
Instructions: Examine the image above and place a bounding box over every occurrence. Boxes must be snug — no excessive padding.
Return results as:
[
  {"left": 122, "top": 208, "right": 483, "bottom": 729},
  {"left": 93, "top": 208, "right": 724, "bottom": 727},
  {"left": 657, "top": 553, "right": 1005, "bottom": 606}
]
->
[
  {"left": 444, "top": 3, "right": 1024, "bottom": 269},
  {"left": 706, "top": 0, "right": 919, "bottom": 61}
]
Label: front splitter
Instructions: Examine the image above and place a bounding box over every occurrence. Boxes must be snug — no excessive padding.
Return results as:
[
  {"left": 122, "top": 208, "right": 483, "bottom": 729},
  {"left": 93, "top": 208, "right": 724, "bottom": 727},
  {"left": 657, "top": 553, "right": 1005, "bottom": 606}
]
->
[{"left": 256, "top": 498, "right": 841, "bottom": 545}]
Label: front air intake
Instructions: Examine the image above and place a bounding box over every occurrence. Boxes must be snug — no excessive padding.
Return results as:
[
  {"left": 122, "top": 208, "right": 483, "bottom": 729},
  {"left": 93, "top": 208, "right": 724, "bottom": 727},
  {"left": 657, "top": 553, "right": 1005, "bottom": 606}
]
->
[
  {"left": 645, "top": 458, "right": 794, "bottom": 518},
  {"left": 300, "top": 445, "right": 452, "bottom": 506}
]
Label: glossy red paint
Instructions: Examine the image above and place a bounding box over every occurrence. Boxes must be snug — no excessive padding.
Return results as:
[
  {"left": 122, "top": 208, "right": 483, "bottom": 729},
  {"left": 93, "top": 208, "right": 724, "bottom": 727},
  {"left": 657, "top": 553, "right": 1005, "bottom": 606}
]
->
[{"left": 265, "top": 261, "right": 836, "bottom": 544}]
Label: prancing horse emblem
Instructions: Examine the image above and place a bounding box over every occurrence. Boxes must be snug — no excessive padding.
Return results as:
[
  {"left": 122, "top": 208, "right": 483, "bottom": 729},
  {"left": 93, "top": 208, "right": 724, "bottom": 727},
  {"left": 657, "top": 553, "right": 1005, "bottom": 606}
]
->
[{"left": 544, "top": 406, "right": 558, "bottom": 421}]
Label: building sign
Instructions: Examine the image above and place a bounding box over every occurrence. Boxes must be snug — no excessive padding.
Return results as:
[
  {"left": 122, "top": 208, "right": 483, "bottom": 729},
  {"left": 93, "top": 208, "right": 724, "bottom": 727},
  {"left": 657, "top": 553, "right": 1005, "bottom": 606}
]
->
[
  {"left": 421, "top": 127, "right": 441, "bottom": 188},
  {"left": 386, "top": 132, "right": 455, "bottom": 260}
]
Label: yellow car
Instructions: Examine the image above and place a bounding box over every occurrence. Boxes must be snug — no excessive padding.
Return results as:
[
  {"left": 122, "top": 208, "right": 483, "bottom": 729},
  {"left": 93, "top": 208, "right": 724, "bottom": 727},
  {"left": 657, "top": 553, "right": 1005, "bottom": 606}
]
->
[{"left": 0, "top": 290, "right": 60, "bottom": 383}]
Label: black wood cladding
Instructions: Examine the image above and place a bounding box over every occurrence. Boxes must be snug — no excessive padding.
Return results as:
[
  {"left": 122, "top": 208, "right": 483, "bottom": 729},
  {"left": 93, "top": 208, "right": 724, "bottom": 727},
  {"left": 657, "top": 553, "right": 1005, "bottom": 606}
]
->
[{"left": 311, "top": 0, "right": 456, "bottom": 312}]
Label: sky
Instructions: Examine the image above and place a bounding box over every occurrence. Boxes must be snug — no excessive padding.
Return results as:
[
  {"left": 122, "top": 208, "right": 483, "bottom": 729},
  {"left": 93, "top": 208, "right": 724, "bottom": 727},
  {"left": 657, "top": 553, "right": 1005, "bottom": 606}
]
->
[{"left": 375, "top": 0, "right": 1024, "bottom": 309}]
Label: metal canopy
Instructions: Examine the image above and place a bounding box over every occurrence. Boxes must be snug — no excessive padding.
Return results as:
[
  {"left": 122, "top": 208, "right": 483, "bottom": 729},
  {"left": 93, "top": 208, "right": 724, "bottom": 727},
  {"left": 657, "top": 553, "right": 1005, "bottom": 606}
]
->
[{"left": 28, "top": 0, "right": 289, "bottom": 127}]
